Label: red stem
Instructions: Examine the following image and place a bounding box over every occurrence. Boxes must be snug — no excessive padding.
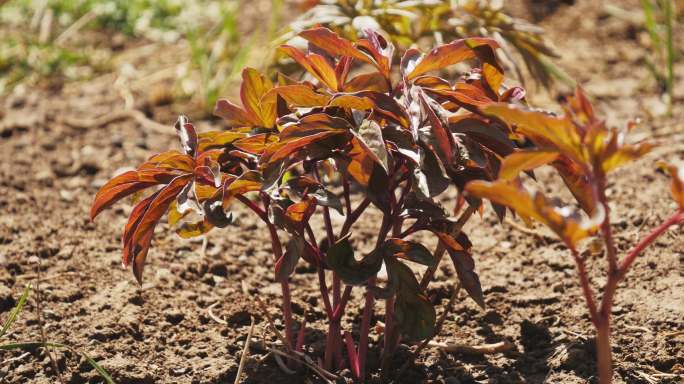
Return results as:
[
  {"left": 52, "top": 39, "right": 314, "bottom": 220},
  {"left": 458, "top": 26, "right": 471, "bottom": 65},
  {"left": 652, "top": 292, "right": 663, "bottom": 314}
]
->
[
  {"left": 235, "top": 194, "right": 268, "bottom": 223},
  {"left": 357, "top": 276, "right": 376, "bottom": 381},
  {"left": 569, "top": 248, "right": 599, "bottom": 325},
  {"left": 296, "top": 317, "right": 307, "bottom": 352},
  {"left": 344, "top": 331, "right": 360, "bottom": 379},
  {"left": 259, "top": 194, "right": 294, "bottom": 351},
  {"left": 618, "top": 210, "right": 684, "bottom": 278},
  {"left": 358, "top": 214, "right": 392, "bottom": 380},
  {"left": 332, "top": 285, "right": 352, "bottom": 321},
  {"left": 592, "top": 210, "right": 684, "bottom": 384},
  {"left": 596, "top": 174, "right": 619, "bottom": 274},
  {"left": 340, "top": 198, "right": 371, "bottom": 236}
]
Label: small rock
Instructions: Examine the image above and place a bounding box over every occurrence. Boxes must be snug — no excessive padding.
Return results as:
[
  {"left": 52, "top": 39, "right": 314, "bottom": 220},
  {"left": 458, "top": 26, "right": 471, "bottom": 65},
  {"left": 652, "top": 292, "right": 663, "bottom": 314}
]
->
[
  {"left": 59, "top": 189, "right": 74, "bottom": 202},
  {"left": 208, "top": 262, "right": 228, "bottom": 277},
  {"left": 0, "top": 285, "right": 15, "bottom": 312},
  {"left": 165, "top": 310, "right": 185, "bottom": 325}
]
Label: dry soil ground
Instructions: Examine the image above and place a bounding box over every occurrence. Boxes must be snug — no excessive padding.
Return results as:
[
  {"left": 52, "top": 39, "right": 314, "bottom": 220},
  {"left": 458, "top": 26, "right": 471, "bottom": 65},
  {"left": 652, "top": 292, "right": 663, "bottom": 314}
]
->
[{"left": 1, "top": 1, "right": 683, "bottom": 383}]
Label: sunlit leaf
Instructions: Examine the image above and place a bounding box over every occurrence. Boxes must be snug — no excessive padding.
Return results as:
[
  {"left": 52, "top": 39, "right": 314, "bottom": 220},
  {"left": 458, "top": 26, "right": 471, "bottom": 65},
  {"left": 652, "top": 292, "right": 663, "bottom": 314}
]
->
[
  {"left": 90, "top": 169, "right": 182, "bottom": 220},
  {"left": 140, "top": 151, "right": 195, "bottom": 172},
  {"left": 406, "top": 38, "right": 499, "bottom": 80},
  {"left": 483, "top": 103, "right": 586, "bottom": 166},
  {"left": 241, "top": 68, "right": 276, "bottom": 127},
  {"left": 214, "top": 99, "right": 259, "bottom": 127},
  {"left": 382, "top": 239, "right": 434, "bottom": 266},
  {"left": 660, "top": 162, "right": 684, "bottom": 210},
  {"left": 343, "top": 72, "right": 390, "bottom": 93},
  {"left": 299, "top": 27, "right": 374, "bottom": 65},
  {"left": 124, "top": 175, "right": 193, "bottom": 283},
  {"left": 279, "top": 45, "right": 339, "bottom": 91},
  {"left": 499, "top": 150, "right": 559, "bottom": 180},
  {"left": 285, "top": 196, "right": 317, "bottom": 224},
  {"left": 176, "top": 219, "right": 214, "bottom": 238},
  {"left": 266, "top": 84, "right": 331, "bottom": 107},
  {"left": 466, "top": 179, "right": 603, "bottom": 247},
  {"left": 233, "top": 133, "right": 279, "bottom": 155},
  {"left": 197, "top": 131, "right": 248, "bottom": 151}
]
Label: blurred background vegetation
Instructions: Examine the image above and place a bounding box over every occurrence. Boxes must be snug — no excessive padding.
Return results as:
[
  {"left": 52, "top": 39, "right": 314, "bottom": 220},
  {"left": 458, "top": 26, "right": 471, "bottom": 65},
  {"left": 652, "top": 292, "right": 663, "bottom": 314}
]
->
[
  {"left": 0, "top": 0, "right": 282, "bottom": 115},
  {"left": 0, "top": 0, "right": 679, "bottom": 117}
]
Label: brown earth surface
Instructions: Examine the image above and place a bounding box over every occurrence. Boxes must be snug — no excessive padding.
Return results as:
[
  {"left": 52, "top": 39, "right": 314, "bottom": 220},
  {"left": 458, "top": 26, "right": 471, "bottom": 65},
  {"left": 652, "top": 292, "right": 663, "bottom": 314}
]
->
[{"left": 1, "top": 1, "right": 683, "bottom": 383}]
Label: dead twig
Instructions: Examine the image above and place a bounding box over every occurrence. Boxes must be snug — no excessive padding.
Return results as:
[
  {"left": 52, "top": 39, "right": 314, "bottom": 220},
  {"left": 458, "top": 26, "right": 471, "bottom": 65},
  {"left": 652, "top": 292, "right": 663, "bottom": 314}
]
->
[
  {"left": 54, "top": 10, "right": 97, "bottom": 46},
  {"left": 206, "top": 302, "right": 227, "bottom": 325},
  {"left": 1, "top": 351, "right": 31, "bottom": 366},
  {"left": 234, "top": 317, "right": 256, "bottom": 384},
  {"left": 59, "top": 109, "right": 173, "bottom": 135},
  {"left": 506, "top": 217, "right": 553, "bottom": 241},
  {"left": 427, "top": 340, "right": 515, "bottom": 355}
]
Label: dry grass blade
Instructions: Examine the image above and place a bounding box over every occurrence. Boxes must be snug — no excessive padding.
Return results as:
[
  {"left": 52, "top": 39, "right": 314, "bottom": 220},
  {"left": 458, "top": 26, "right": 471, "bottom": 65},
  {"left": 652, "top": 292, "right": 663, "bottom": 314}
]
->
[{"left": 234, "top": 317, "right": 256, "bottom": 384}]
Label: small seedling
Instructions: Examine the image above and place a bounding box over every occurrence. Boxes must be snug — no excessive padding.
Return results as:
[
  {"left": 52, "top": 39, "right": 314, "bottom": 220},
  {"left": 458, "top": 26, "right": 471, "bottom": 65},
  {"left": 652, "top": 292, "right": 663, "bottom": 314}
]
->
[
  {"left": 0, "top": 285, "right": 114, "bottom": 383},
  {"left": 466, "top": 88, "right": 684, "bottom": 384}
]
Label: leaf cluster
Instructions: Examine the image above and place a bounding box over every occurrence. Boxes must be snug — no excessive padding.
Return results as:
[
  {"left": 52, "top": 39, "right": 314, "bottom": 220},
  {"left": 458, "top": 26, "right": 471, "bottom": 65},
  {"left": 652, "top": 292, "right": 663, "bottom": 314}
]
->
[
  {"left": 280, "top": 0, "right": 566, "bottom": 88},
  {"left": 92, "top": 27, "right": 532, "bottom": 345}
]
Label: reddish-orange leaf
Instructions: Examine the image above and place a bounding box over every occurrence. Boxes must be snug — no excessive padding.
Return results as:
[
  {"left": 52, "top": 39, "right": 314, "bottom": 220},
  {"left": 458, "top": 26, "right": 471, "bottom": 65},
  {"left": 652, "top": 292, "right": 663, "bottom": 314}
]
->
[
  {"left": 197, "top": 131, "right": 248, "bottom": 151},
  {"left": 660, "top": 162, "right": 684, "bottom": 210},
  {"left": 406, "top": 38, "right": 499, "bottom": 80},
  {"left": 127, "top": 174, "right": 192, "bottom": 282},
  {"left": 279, "top": 45, "right": 339, "bottom": 91},
  {"left": 285, "top": 196, "right": 317, "bottom": 223},
  {"left": 553, "top": 157, "right": 597, "bottom": 215},
  {"left": 466, "top": 179, "right": 602, "bottom": 247},
  {"left": 122, "top": 191, "right": 159, "bottom": 267},
  {"left": 214, "top": 99, "right": 259, "bottom": 127},
  {"left": 140, "top": 151, "right": 194, "bottom": 172},
  {"left": 328, "top": 94, "right": 375, "bottom": 110},
  {"left": 343, "top": 72, "right": 390, "bottom": 93},
  {"left": 499, "top": 150, "right": 559, "bottom": 180},
  {"left": 90, "top": 169, "right": 183, "bottom": 220},
  {"left": 299, "top": 27, "right": 373, "bottom": 65},
  {"left": 483, "top": 103, "right": 586, "bottom": 167},
  {"left": 265, "top": 85, "right": 331, "bottom": 107},
  {"left": 241, "top": 68, "right": 276, "bottom": 127},
  {"left": 233, "top": 133, "right": 279, "bottom": 155},
  {"left": 269, "top": 131, "right": 345, "bottom": 163}
]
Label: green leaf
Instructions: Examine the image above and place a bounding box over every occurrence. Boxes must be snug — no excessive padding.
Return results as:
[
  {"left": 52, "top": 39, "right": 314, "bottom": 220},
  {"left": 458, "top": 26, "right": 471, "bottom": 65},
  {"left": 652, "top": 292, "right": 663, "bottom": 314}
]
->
[
  {"left": 326, "top": 236, "right": 383, "bottom": 285},
  {"left": 0, "top": 342, "right": 114, "bottom": 384},
  {"left": 386, "top": 259, "right": 435, "bottom": 341},
  {"left": 0, "top": 284, "right": 30, "bottom": 338},
  {"left": 395, "top": 290, "right": 436, "bottom": 341},
  {"left": 382, "top": 239, "right": 435, "bottom": 267},
  {"left": 275, "top": 236, "right": 304, "bottom": 282}
]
